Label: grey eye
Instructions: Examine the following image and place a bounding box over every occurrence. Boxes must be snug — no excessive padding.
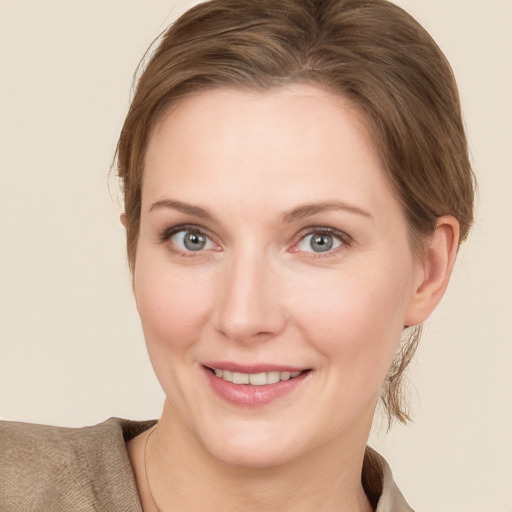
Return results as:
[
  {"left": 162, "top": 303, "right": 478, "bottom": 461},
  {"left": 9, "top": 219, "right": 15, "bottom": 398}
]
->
[
  {"left": 184, "top": 232, "right": 207, "bottom": 250},
  {"left": 310, "top": 234, "right": 333, "bottom": 252},
  {"left": 171, "top": 230, "right": 213, "bottom": 252},
  {"left": 297, "top": 232, "right": 342, "bottom": 253}
]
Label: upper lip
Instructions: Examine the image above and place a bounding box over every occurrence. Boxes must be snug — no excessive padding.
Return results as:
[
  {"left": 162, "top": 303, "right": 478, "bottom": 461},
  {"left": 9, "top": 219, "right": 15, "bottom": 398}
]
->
[{"left": 202, "top": 361, "right": 308, "bottom": 374}]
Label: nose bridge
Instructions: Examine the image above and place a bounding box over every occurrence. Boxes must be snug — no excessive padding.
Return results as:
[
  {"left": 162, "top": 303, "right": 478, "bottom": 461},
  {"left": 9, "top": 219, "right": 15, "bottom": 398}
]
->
[{"left": 214, "top": 243, "right": 284, "bottom": 342}]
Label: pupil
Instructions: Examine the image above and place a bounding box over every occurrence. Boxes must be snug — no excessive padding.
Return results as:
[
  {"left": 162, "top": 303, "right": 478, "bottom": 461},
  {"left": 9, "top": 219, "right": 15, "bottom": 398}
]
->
[
  {"left": 311, "top": 234, "right": 333, "bottom": 252},
  {"left": 184, "top": 232, "right": 206, "bottom": 251}
]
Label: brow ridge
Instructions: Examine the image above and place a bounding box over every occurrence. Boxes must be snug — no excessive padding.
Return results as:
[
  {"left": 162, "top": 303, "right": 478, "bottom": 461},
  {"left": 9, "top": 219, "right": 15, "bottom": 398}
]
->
[
  {"left": 280, "top": 201, "right": 373, "bottom": 223},
  {"left": 149, "top": 198, "right": 372, "bottom": 223},
  {"left": 149, "top": 199, "right": 214, "bottom": 220}
]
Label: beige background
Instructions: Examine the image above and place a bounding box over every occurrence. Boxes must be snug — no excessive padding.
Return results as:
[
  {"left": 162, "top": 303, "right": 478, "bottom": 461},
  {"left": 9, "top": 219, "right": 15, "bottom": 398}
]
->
[{"left": 1, "top": 1, "right": 511, "bottom": 510}]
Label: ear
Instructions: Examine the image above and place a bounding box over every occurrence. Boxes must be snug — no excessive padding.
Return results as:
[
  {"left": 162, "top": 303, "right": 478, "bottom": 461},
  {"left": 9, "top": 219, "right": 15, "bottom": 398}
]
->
[
  {"left": 119, "top": 212, "right": 136, "bottom": 293},
  {"left": 404, "top": 215, "right": 460, "bottom": 326}
]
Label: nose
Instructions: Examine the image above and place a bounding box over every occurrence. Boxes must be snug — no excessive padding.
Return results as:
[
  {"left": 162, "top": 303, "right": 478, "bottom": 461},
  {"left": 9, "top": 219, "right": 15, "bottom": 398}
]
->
[{"left": 212, "top": 249, "right": 286, "bottom": 344}]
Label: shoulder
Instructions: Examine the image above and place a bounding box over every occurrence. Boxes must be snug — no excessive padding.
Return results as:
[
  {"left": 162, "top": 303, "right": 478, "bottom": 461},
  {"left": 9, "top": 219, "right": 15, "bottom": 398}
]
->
[
  {"left": 0, "top": 417, "right": 156, "bottom": 511},
  {"left": 363, "top": 446, "right": 415, "bottom": 512}
]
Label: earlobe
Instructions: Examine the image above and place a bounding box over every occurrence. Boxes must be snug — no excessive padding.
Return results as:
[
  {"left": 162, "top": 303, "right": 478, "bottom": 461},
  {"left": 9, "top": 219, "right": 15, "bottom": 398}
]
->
[{"left": 405, "top": 215, "right": 460, "bottom": 326}]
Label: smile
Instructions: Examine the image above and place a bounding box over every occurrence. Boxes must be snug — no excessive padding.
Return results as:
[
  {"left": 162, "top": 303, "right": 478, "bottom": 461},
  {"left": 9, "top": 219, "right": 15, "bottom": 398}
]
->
[
  {"left": 209, "top": 368, "right": 302, "bottom": 385},
  {"left": 203, "top": 364, "right": 310, "bottom": 407}
]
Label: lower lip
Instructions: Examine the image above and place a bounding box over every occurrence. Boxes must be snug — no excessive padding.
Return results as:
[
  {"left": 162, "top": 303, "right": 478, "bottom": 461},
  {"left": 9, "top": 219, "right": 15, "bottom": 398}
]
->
[{"left": 203, "top": 367, "right": 309, "bottom": 407}]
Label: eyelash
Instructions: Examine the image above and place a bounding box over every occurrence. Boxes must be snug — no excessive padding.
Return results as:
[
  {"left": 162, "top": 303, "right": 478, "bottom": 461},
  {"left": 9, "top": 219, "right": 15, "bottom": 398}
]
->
[
  {"left": 157, "top": 224, "right": 352, "bottom": 257},
  {"left": 158, "top": 224, "right": 219, "bottom": 257},
  {"left": 292, "top": 227, "right": 352, "bottom": 257}
]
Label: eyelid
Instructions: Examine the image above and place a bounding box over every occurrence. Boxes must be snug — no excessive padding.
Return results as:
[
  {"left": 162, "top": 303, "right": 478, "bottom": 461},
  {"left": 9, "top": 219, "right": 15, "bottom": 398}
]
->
[
  {"left": 157, "top": 224, "right": 351, "bottom": 256},
  {"left": 157, "top": 224, "right": 221, "bottom": 254},
  {"left": 289, "top": 226, "right": 353, "bottom": 255},
  {"left": 159, "top": 224, "right": 208, "bottom": 241}
]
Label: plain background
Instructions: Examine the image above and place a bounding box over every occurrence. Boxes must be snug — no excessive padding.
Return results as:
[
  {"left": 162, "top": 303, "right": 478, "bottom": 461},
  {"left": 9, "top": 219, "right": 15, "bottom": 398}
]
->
[{"left": 1, "top": 1, "right": 511, "bottom": 510}]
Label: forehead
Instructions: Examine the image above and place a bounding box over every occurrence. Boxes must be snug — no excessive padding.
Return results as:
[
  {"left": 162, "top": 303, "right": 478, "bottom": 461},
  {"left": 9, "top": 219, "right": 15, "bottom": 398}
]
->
[
  {"left": 142, "top": 84, "right": 397, "bottom": 221},
  {"left": 148, "top": 84, "right": 376, "bottom": 161}
]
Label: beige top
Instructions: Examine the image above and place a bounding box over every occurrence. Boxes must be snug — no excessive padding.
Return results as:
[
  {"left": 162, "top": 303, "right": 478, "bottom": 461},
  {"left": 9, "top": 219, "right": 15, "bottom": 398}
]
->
[{"left": 0, "top": 417, "right": 414, "bottom": 511}]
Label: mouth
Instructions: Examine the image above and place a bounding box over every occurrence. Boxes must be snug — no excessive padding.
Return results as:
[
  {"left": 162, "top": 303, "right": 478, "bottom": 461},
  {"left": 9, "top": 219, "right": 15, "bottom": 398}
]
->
[
  {"left": 204, "top": 365, "right": 308, "bottom": 386},
  {"left": 202, "top": 363, "right": 311, "bottom": 407}
]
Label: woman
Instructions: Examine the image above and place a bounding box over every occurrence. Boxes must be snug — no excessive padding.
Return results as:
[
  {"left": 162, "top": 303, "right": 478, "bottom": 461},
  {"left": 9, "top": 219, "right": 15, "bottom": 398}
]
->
[{"left": 0, "top": 0, "right": 475, "bottom": 510}]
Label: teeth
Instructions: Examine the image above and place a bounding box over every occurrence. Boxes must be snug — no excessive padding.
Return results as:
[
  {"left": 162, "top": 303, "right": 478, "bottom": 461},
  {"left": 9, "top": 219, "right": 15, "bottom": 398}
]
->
[
  {"left": 212, "top": 368, "right": 304, "bottom": 385},
  {"left": 266, "top": 371, "right": 280, "bottom": 384},
  {"left": 249, "top": 372, "right": 266, "bottom": 385},
  {"left": 232, "top": 372, "right": 249, "bottom": 384}
]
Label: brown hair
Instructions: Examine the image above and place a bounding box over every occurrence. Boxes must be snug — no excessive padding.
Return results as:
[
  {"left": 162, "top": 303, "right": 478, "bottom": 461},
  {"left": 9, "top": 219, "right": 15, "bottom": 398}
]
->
[{"left": 115, "top": 0, "right": 475, "bottom": 424}]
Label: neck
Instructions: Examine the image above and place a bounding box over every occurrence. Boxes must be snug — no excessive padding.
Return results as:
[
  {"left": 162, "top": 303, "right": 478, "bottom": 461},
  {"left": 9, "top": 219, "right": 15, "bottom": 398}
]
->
[{"left": 141, "top": 401, "right": 373, "bottom": 512}]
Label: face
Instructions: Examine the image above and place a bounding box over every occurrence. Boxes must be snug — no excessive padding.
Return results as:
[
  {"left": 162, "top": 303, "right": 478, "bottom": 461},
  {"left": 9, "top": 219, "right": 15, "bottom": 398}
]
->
[{"left": 134, "top": 85, "right": 424, "bottom": 468}]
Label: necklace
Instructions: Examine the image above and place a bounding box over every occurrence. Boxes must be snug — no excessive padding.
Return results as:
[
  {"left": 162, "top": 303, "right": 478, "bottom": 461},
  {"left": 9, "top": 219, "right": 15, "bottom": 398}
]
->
[{"left": 144, "top": 425, "right": 162, "bottom": 512}]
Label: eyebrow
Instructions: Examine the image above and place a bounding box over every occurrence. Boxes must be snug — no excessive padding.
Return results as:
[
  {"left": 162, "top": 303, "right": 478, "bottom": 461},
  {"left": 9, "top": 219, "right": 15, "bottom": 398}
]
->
[
  {"left": 148, "top": 198, "right": 373, "bottom": 223},
  {"left": 280, "top": 201, "right": 373, "bottom": 223},
  {"left": 149, "top": 199, "right": 215, "bottom": 220}
]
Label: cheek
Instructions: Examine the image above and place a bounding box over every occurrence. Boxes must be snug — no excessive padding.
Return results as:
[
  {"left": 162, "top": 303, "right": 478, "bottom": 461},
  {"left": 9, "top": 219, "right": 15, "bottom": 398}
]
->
[
  {"left": 287, "top": 262, "right": 412, "bottom": 364},
  {"left": 134, "top": 264, "right": 214, "bottom": 352}
]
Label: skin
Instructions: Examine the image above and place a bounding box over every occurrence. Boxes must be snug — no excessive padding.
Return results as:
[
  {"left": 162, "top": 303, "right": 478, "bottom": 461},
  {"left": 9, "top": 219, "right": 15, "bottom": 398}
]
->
[{"left": 126, "top": 84, "right": 459, "bottom": 511}]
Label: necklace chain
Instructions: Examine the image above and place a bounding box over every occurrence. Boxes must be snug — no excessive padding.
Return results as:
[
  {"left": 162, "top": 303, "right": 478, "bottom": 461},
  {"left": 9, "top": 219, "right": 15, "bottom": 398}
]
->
[{"left": 144, "top": 425, "right": 163, "bottom": 512}]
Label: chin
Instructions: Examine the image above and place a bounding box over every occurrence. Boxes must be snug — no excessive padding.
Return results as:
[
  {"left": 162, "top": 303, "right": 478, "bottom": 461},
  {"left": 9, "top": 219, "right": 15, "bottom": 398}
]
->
[
  {"left": 195, "top": 422, "right": 306, "bottom": 469},
  {"left": 209, "top": 442, "right": 299, "bottom": 470}
]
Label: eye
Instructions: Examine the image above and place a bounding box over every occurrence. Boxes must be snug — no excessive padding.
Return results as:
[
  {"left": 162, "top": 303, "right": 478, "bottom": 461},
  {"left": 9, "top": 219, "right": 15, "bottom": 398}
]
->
[
  {"left": 167, "top": 228, "right": 216, "bottom": 253},
  {"left": 295, "top": 230, "right": 345, "bottom": 254}
]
